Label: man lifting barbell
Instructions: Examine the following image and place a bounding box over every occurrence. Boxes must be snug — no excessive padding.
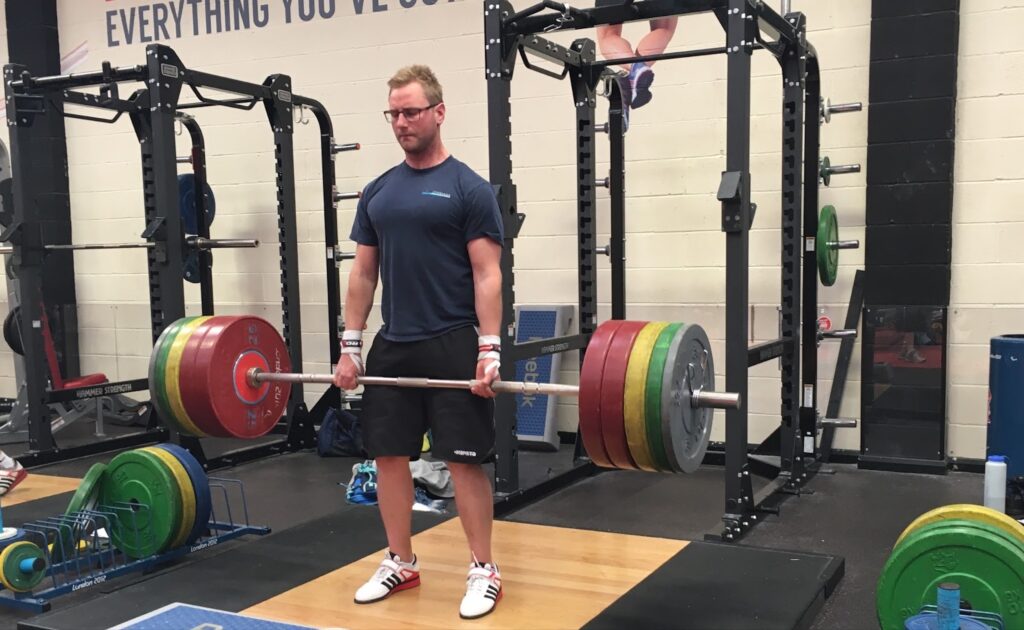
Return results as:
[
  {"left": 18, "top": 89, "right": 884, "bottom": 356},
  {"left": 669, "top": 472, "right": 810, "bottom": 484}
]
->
[{"left": 331, "top": 65, "right": 507, "bottom": 620}]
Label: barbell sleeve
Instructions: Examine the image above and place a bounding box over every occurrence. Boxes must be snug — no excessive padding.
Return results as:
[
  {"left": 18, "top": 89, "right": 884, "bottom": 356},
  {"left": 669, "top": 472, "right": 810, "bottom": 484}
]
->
[
  {"left": 828, "top": 102, "right": 862, "bottom": 116},
  {"left": 334, "top": 191, "right": 361, "bottom": 202},
  {"left": 187, "top": 237, "right": 260, "bottom": 250},
  {"left": 827, "top": 164, "right": 861, "bottom": 176},
  {"left": 822, "top": 329, "right": 858, "bottom": 339},
  {"left": 247, "top": 368, "right": 742, "bottom": 410},
  {"left": 827, "top": 240, "right": 860, "bottom": 250},
  {"left": 332, "top": 143, "right": 360, "bottom": 153},
  {"left": 335, "top": 250, "right": 356, "bottom": 262}
]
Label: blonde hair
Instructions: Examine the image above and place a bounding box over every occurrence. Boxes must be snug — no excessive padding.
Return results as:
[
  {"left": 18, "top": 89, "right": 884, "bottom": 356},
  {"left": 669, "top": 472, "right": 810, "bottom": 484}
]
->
[{"left": 387, "top": 65, "right": 443, "bottom": 105}]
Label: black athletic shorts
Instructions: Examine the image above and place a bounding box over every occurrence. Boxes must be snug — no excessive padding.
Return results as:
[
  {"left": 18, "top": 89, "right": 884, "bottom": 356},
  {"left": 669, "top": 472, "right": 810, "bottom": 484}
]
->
[{"left": 360, "top": 325, "right": 495, "bottom": 465}]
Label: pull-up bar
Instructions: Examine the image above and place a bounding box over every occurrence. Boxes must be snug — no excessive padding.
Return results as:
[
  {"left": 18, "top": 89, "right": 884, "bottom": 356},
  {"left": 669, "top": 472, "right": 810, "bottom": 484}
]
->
[{"left": 587, "top": 42, "right": 765, "bottom": 67}]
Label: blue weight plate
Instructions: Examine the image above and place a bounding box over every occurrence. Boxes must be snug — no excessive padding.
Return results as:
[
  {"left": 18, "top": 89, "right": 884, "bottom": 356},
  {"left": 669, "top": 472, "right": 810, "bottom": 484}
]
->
[
  {"left": 177, "top": 173, "right": 216, "bottom": 235},
  {"left": 154, "top": 443, "right": 211, "bottom": 545},
  {"left": 183, "top": 249, "right": 201, "bottom": 284}
]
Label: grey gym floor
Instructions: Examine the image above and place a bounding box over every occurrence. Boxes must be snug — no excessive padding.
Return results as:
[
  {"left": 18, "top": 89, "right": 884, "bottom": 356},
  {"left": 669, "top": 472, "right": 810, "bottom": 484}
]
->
[{"left": 0, "top": 444, "right": 981, "bottom": 629}]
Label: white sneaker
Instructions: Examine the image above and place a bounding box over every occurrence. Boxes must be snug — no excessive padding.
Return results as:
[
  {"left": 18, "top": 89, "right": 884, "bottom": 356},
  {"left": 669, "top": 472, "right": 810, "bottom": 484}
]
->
[
  {"left": 353, "top": 552, "right": 420, "bottom": 604},
  {"left": 459, "top": 561, "right": 502, "bottom": 620}
]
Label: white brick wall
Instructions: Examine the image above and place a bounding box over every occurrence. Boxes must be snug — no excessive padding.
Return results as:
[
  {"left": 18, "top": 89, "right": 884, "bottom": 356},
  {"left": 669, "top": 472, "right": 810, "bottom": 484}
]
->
[{"left": 948, "top": 3, "right": 1024, "bottom": 458}]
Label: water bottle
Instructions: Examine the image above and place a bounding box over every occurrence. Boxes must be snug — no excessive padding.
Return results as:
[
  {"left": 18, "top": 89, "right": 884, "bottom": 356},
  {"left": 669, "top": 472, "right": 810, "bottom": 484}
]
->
[{"left": 985, "top": 455, "right": 1008, "bottom": 512}]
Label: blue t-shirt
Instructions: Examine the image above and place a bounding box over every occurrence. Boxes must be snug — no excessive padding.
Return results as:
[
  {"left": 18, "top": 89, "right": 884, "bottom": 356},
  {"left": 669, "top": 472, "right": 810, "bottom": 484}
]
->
[{"left": 349, "top": 156, "right": 504, "bottom": 342}]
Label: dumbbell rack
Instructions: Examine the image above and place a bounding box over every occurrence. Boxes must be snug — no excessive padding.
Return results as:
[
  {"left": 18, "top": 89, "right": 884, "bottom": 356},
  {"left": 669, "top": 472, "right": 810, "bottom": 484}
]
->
[{"left": 0, "top": 477, "right": 269, "bottom": 613}]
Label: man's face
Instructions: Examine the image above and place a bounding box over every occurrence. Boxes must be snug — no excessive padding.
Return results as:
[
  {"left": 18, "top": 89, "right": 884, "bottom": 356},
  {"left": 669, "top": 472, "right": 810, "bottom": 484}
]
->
[{"left": 387, "top": 82, "right": 444, "bottom": 154}]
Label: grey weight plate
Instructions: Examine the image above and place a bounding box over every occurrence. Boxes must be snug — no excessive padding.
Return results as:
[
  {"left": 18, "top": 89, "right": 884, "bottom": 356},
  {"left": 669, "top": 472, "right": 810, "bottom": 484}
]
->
[{"left": 661, "top": 323, "right": 715, "bottom": 474}]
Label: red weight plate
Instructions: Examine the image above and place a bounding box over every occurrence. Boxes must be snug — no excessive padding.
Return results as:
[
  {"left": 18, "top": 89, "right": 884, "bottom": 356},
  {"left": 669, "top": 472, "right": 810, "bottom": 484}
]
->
[
  {"left": 578, "top": 320, "right": 625, "bottom": 468},
  {"left": 600, "top": 320, "right": 647, "bottom": 469},
  {"left": 203, "top": 316, "right": 291, "bottom": 438},
  {"left": 179, "top": 316, "right": 236, "bottom": 437}
]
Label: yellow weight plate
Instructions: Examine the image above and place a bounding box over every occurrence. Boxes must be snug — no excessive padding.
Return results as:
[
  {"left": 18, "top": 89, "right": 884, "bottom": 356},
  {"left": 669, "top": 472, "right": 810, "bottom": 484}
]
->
[
  {"left": 165, "top": 316, "right": 213, "bottom": 437},
  {"left": 142, "top": 446, "right": 196, "bottom": 550},
  {"left": 895, "top": 503, "right": 1024, "bottom": 548},
  {"left": 623, "top": 322, "right": 670, "bottom": 472}
]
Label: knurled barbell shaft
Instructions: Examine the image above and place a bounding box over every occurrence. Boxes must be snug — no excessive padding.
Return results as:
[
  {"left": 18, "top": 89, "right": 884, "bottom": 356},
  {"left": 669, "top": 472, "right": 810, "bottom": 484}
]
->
[
  {"left": 247, "top": 368, "right": 742, "bottom": 410},
  {"left": 46, "top": 241, "right": 154, "bottom": 251},
  {"left": 827, "top": 240, "right": 860, "bottom": 250}
]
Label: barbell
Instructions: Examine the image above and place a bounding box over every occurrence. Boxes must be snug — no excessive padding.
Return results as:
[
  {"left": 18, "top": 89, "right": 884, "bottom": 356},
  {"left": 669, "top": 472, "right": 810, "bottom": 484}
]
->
[
  {"left": 0, "top": 236, "right": 258, "bottom": 256},
  {"left": 149, "top": 315, "right": 740, "bottom": 473}
]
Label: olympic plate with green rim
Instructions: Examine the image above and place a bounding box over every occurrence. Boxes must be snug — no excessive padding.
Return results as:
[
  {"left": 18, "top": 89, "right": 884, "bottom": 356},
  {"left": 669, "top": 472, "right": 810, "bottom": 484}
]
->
[
  {"left": 817, "top": 205, "right": 839, "bottom": 287},
  {"left": 644, "top": 323, "right": 682, "bottom": 472},
  {"left": 100, "top": 449, "right": 182, "bottom": 559},
  {"left": 876, "top": 519, "right": 1024, "bottom": 630},
  {"left": 51, "top": 462, "right": 107, "bottom": 563},
  {"left": 0, "top": 541, "right": 47, "bottom": 592},
  {"left": 151, "top": 318, "right": 190, "bottom": 435},
  {"left": 142, "top": 446, "right": 196, "bottom": 550}
]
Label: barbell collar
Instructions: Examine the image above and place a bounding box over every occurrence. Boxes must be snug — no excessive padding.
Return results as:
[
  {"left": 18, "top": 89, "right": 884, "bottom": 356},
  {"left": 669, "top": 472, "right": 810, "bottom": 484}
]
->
[
  {"left": 828, "top": 240, "right": 860, "bottom": 250},
  {"left": 331, "top": 143, "right": 360, "bottom": 153},
  {"left": 187, "top": 237, "right": 259, "bottom": 250}
]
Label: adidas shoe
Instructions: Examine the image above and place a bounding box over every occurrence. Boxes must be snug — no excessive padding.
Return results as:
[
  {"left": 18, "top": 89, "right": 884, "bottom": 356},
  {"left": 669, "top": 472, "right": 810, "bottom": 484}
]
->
[
  {"left": 459, "top": 560, "right": 502, "bottom": 620},
  {"left": 630, "top": 61, "right": 655, "bottom": 108},
  {"left": 0, "top": 467, "right": 27, "bottom": 497},
  {"left": 354, "top": 551, "right": 420, "bottom": 604}
]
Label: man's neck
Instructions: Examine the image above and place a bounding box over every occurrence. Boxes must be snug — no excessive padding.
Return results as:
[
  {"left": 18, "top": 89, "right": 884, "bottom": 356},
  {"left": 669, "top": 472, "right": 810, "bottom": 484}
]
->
[{"left": 405, "top": 141, "right": 450, "bottom": 170}]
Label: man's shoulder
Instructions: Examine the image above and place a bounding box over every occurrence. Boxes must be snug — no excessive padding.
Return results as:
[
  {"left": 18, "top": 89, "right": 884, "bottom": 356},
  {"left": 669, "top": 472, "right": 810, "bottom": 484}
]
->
[
  {"left": 363, "top": 163, "right": 406, "bottom": 197},
  {"left": 447, "top": 157, "right": 491, "bottom": 188}
]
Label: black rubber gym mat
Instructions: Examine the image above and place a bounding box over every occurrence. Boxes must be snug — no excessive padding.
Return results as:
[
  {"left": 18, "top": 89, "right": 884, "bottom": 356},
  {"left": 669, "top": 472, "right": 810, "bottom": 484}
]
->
[
  {"left": 582, "top": 541, "right": 843, "bottom": 630},
  {"left": 18, "top": 506, "right": 449, "bottom": 630}
]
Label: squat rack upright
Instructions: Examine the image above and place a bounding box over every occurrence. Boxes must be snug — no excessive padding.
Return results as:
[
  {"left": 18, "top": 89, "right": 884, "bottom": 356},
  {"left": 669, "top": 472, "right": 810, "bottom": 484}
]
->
[{"left": 486, "top": 0, "right": 858, "bottom": 540}]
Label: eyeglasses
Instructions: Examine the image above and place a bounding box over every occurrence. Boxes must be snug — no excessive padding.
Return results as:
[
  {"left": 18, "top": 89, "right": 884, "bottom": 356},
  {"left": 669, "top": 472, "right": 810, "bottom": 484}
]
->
[{"left": 383, "top": 103, "right": 440, "bottom": 124}]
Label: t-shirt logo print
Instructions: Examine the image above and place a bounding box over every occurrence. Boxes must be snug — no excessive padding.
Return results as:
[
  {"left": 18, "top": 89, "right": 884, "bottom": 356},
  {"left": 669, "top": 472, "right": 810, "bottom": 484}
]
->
[{"left": 421, "top": 190, "right": 452, "bottom": 199}]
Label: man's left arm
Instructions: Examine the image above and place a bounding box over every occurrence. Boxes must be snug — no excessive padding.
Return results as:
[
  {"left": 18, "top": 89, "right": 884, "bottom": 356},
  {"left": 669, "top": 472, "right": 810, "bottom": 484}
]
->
[{"left": 468, "top": 236, "right": 503, "bottom": 397}]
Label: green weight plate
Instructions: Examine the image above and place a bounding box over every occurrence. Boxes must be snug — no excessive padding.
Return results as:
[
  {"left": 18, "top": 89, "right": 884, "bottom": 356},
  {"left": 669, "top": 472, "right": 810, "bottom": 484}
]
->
[
  {"left": 817, "top": 205, "right": 839, "bottom": 287},
  {"left": 51, "top": 462, "right": 107, "bottom": 563},
  {"left": 0, "top": 541, "right": 47, "bottom": 592},
  {"left": 876, "top": 519, "right": 1024, "bottom": 630},
  {"left": 147, "top": 323, "right": 175, "bottom": 427},
  {"left": 100, "top": 449, "right": 182, "bottom": 559},
  {"left": 644, "top": 323, "right": 682, "bottom": 472},
  {"left": 152, "top": 318, "right": 192, "bottom": 435}
]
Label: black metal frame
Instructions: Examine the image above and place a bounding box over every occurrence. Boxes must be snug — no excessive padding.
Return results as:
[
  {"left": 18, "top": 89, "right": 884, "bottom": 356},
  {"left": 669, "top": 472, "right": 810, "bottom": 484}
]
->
[
  {"left": 3, "top": 44, "right": 321, "bottom": 469},
  {"left": 487, "top": 0, "right": 835, "bottom": 540}
]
